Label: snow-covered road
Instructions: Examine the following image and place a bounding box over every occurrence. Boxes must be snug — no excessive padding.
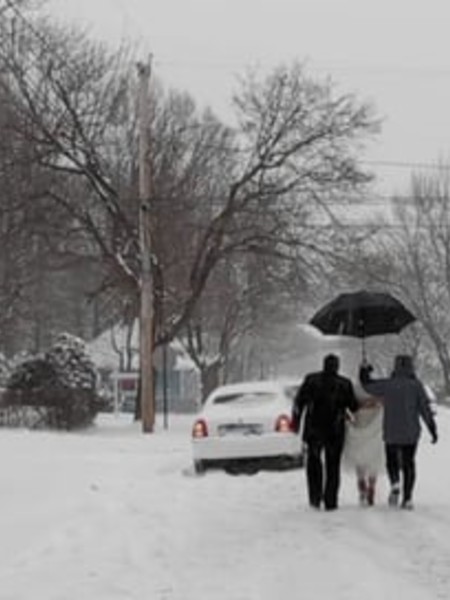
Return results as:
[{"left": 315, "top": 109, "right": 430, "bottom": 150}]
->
[{"left": 0, "top": 410, "right": 448, "bottom": 599}]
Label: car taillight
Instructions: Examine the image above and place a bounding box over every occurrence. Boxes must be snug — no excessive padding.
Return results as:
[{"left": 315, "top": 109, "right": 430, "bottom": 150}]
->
[
  {"left": 275, "top": 414, "right": 292, "bottom": 433},
  {"left": 192, "top": 419, "right": 208, "bottom": 438}
]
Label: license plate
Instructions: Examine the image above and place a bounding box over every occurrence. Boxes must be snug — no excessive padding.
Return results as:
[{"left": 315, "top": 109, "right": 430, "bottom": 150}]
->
[{"left": 218, "top": 423, "right": 263, "bottom": 436}]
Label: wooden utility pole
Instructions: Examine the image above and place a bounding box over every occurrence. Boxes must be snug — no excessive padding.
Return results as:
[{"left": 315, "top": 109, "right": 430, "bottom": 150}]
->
[{"left": 137, "top": 58, "right": 155, "bottom": 433}]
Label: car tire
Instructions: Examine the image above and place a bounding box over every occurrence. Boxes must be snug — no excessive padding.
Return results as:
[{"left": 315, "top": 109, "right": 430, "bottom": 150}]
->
[
  {"left": 242, "top": 464, "right": 259, "bottom": 475},
  {"left": 225, "top": 463, "right": 259, "bottom": 476},
  {"left": 224, "top": 465, "right": 241, "bottom": 476},
  {"left": 194, "top": 460, "right": 206, "bottom": 475}
]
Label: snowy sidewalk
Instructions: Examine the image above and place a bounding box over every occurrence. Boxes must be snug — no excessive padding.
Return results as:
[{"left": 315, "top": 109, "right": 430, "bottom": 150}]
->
[{"left": 0, "top": 411, "right": 448, "bottom": 599}]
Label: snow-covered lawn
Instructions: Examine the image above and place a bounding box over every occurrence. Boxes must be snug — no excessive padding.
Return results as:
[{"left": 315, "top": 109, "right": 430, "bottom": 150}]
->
[{"left": 0, "top": 409, "right": 449, "bottom": 600}]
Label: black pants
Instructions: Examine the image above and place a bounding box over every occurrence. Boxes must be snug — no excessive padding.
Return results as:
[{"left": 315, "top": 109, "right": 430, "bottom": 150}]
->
[
  {"left": 306, "top": 436, "right": 344, "bottom": 510},
  {"left": 385, "top": 443, "right": 418, "bottom": 503}
]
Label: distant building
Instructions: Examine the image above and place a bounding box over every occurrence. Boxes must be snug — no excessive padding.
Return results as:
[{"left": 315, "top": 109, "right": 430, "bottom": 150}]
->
[{"left": 87, "top": 324, "right": 201, "bottom": 414}]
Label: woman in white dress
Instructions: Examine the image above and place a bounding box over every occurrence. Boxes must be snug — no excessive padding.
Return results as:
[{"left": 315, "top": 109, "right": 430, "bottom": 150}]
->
[{"left": 343, "top": 393, "right": 384, "bottom": 506}]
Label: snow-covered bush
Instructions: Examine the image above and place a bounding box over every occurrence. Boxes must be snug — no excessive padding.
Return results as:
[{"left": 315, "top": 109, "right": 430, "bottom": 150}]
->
[
  {"left": 6, "top": 358, "right": 57, "bottom": 390},
  {"left": 5, "top": 333, "right": 101, "bottom": 429},
  {"left": 46, "top": 333, "right": 97, "bottom": 390}
]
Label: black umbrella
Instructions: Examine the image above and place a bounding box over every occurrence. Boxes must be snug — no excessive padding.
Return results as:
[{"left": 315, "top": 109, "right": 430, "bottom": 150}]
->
[{"left": 309, "top": 290, "right": 416, "bottom": 359}]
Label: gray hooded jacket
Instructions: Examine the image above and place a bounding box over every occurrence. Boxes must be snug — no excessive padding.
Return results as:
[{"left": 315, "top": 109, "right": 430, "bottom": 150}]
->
[{"left": 359, "top": 361, "right": 437, "bottom": 445}]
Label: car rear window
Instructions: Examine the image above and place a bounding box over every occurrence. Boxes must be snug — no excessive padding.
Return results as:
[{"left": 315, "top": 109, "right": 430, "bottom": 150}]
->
[{"left": 213, "top": 392, "right": 277, "bottom": 405}]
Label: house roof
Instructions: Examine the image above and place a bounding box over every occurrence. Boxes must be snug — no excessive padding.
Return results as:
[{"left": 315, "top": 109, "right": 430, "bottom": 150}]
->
[{"left": 87, "top": 323, "right": 198, "bottom": 372}]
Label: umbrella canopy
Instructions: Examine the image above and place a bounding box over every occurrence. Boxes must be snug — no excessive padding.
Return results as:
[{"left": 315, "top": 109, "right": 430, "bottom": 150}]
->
[{"left": 309, "top": 290, "right": 416, "bottom": 338}]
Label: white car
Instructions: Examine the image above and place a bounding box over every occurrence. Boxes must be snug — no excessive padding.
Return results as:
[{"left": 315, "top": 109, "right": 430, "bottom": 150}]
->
[{"left": 191, "top": 379, "right": 303, "bottom": 475}]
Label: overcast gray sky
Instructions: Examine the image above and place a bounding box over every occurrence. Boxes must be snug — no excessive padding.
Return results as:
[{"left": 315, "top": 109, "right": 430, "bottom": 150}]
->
[{"left": 46, "top": 0, "right": 450, "bottom": 195}]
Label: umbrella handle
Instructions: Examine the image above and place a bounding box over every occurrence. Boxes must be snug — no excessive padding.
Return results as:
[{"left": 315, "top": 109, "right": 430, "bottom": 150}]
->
[{"left": 361, "top": 337, "right": 367, "bottom": 362}]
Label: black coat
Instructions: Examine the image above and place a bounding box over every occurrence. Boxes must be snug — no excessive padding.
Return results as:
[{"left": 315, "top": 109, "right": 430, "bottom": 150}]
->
[
  {"left": 359, "top": 365, "right": 437, "bottom": 445},
  {"left": 292, "top": 371, "right": 358, "bottom": 443}
]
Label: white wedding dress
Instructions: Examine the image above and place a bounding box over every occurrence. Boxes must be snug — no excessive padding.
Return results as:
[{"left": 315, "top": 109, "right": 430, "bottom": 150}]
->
[{"left": 343, "top": 405, "right": 384, "bottom": 477}]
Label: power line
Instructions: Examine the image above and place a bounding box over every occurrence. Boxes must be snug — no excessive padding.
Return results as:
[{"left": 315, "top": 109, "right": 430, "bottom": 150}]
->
[
  {"left": 310, "top": 223, "right": 431, "bottom": 230},
  {"left": 5, "top": 2, "right": 450, "bottom": 210},
  {"left": 11, "top": 0, "right": 449, "bottom": 83},
  {"left": 153, "top": 56, "right": 450, "bottom": 77},
  {"left": 7, "top": 3, "right": 450, "bottom": 172},
  {"left": 362, "top": 159, "right": 450, "bottom": 171}
]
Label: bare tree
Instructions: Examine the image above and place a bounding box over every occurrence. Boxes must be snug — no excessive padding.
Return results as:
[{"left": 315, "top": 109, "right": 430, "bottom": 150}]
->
[
  {"left": 157, "top": 63, "right": 378, "bottom": 345},
  {"left": 325, "top": 168, "right": 450, "bottom": 395},
  {"left": 0, "top": 8, "right": 379, "bottom": 372},
  {"left": 386, "top": 172, "right": 450, "bottom": 393}
]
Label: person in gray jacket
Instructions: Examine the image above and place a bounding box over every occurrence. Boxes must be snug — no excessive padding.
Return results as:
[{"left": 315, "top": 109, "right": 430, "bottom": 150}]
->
[{"left": 359, "top": 354, "right": 438, "bottom": 510}]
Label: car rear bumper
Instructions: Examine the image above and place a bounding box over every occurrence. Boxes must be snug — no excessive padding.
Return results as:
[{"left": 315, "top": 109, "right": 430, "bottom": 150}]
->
[
  {"left": 192, "top": 432, "right": 301, "bottom": 461},
  {"left": 201, "top": 454, "right": 304, "bottom": 473}
]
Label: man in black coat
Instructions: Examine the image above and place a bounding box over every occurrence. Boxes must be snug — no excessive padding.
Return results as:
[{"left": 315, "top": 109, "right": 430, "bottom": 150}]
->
[{"left": 292, "top": 354, "right": 359, "bottom": 511}]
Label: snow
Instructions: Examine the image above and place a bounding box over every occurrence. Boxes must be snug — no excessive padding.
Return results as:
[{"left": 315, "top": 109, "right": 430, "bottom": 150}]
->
[{"left": 0, "top": 409, "right": 449, "bottom": 599}]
